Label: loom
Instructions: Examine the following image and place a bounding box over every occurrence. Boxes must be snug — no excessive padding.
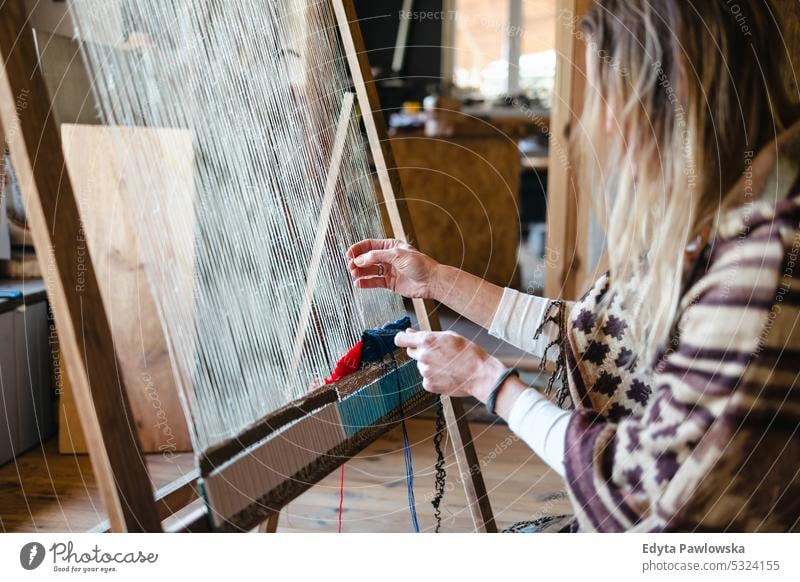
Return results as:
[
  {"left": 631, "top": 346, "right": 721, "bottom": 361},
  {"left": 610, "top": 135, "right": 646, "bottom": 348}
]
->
[{"left": 0, "top": 0, "right": 495, "bottom": 531}]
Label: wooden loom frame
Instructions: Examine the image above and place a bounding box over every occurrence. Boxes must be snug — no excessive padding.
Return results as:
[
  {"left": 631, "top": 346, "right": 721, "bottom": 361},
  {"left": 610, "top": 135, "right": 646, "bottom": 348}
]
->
[{"left": 0, "top": 0, "right": 496, "bottom": 532}]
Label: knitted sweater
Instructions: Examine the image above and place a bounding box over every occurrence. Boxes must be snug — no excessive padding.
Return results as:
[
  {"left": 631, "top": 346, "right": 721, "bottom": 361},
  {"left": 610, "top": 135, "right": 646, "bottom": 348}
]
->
[{"left": 562, "top": 125, "right": 800, "bottom": 532}]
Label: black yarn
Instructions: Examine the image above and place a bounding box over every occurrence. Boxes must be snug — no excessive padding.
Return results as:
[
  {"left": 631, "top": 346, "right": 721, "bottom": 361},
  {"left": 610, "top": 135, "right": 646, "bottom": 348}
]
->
[
  {"left": 431, "top": 396, "right": 447, "bottom": 533},
  {"left": 533, "top": 299, "right": 571, "bottom": 407}
]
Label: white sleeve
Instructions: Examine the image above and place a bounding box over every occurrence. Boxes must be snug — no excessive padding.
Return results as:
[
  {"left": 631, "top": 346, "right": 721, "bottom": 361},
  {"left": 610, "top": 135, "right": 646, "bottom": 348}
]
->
[
  {"left": 488, "top": 288, "right": 559, "bottom": 359},
  {"left": 507, "top": 388, "right": 570, "bottom": 478}
]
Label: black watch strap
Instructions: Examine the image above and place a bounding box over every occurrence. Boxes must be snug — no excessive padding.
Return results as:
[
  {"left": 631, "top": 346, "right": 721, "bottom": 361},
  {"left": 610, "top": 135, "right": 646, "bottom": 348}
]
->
[{"left": 485, "top": 368, "right": 519, "bottom": 416}]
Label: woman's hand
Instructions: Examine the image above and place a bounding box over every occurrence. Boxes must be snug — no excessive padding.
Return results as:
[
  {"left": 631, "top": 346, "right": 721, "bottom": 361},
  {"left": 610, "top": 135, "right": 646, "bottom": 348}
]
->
[
  {"left": 347, "top": 239, "right": 441, "bottom": 300},
  {"left": 394, "top": 329, "right": 506, "bottom": 402}
]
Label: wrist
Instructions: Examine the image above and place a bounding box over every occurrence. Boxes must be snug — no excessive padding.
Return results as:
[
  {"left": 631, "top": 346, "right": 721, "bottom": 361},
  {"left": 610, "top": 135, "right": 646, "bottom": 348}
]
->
[
  {"left": 427, "top": 262, "right": 448, "bottom": 301},
  {"left": 493, "top": 377, "right": 529, "bottom": 421},
  {"left": 473, "top": 356, "right": 507, "bottom": 403}
]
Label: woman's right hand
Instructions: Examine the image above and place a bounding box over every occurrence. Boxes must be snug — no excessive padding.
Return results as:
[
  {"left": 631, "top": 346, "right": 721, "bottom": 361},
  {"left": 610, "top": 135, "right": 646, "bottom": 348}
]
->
[{"left": 346, "top": 239, "right": 440, "bottom": 300}]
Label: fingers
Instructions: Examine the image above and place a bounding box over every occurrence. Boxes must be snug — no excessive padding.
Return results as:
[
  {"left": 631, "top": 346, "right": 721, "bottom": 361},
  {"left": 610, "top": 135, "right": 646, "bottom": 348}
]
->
[
  {"left": 353, "top": 277, "right": 388, "bottom": 290},
  {"left": 348, "top": 264, "right": 383, "bottom": 279},
  {"left": 346, "top": 239, "right": 397, "bottom": 260},
  {"left": 350, "top": 249, "right": 393, "bottom": 268},
  {"left": 397, "top": 331, "right": 452, "bottom": 395},
  {"left": 394, "top": 328, "right": 428, "bottom": 349}
]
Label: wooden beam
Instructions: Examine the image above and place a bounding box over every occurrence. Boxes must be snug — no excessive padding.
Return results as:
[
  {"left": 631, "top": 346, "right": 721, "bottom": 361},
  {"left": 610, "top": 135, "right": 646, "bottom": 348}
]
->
[
  {"left": 163, "top": 501, "right": 211, "bottom": 533},
  {"left": 0, "top": 2, "right": 161, "bottom": 531},
  {"left": 545, "top": 0, "right": 592, "bottom": 300},
  {"left": 333, "top": 0, "right": 497, "bottom": 533},
  {"left": 91, "top": 470, "right": 201, "bottom": 533}
]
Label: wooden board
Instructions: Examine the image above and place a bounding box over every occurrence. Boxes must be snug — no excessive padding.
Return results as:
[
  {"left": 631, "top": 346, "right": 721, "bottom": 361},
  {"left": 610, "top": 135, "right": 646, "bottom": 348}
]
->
[
  {"left": 545, "top": 0, "right": 592, "bottom": 300},
  {"left": 58, "top": 124, "right": 193, "bottom": 454}
]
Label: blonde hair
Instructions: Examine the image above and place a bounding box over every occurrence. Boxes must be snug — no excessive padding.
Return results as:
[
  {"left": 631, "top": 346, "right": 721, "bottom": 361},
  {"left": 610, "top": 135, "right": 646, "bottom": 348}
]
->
[{"left": 578, "top": 0, "right": 800, "bottom": 365}]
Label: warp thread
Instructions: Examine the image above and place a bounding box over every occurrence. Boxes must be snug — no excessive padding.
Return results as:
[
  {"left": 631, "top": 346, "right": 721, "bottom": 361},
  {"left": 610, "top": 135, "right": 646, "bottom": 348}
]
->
[{"left": 69, "top": 0, "right": 408, "bottom": 453}]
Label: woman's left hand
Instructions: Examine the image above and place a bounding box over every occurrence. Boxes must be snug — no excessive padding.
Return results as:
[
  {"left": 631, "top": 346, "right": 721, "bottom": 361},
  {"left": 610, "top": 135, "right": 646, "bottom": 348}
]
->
[{"left": 394, "top": 329, "right": 505, "bottom": 403}]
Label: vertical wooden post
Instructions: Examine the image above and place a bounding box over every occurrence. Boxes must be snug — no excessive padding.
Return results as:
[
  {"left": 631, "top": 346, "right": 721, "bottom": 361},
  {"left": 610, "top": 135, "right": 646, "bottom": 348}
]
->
[
  {"left": 333, "top": 0, "right": 497, "bottom": 533},
  {"left": 0, "top": 2, "right": 161, "bottom": 531},
  {"left": 545, "top": 0, "right": 592, "bottom": 300}
]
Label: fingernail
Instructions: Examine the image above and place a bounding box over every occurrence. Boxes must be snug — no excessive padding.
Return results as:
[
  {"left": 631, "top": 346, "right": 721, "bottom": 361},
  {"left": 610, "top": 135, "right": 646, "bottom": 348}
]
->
[{"left": 354, "top": 257, "right": 365, "bottom": 266}]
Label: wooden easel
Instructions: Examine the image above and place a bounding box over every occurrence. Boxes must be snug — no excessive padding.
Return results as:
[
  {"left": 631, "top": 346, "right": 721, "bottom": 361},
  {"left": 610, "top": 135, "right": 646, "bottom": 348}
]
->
[{"left": 0, "top": 0, "right": 496, "bottom": 533}]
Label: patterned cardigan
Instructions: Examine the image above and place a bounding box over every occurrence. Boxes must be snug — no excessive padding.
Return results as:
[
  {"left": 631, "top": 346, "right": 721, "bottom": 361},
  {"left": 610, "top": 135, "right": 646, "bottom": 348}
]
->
[{"left": 561, "top": 126, "right": 800, "bottom": 532}]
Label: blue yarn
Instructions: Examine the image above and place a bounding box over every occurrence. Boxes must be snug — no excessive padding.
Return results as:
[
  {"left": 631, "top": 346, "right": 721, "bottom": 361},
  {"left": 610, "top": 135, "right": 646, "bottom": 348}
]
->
[
  {"left": 399, "top": 411, "right": 420, "bottom": 533},
  {"left": 387, "top": 350, "right": 420, "bottom": 533},
  {"left": 344, "top": 316, "right": 420, "bottom": 532},
  {"left": 361, "top": 316, "right": 411, "bottom": 364}
]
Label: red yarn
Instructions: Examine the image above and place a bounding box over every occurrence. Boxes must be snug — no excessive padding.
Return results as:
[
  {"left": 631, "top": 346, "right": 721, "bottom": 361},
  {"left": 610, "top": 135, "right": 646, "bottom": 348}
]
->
[
  {"left": 326, "top": 341, "right": 362, "bottom": 531},
  {"left": 325, "top": 340, "right": 363, "bottom": 384},
  {"left": 337, "top": 465, "right": 345, "bottom": 533}
]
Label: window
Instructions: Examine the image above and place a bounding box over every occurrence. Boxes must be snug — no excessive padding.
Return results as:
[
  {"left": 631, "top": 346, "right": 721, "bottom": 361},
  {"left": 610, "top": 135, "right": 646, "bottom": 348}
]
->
[{"left": 449, "top": 0, "right": 557, "bottom": 105}]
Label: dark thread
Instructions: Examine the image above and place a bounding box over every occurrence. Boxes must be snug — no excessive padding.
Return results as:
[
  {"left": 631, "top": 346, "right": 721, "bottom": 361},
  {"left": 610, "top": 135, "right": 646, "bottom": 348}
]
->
[
  {"left": 431, "top": 396, "right": 447, "bottom": 532},
  {"left": 533, "top": 299, "right": 571, "bottom": 407},
  {"left": 385, "top": 354, "right": 420, "bottom": 532}
]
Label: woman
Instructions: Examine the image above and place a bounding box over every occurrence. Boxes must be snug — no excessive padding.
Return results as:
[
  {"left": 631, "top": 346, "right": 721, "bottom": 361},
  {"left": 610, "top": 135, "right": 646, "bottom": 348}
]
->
[{"left": 348, "top": 0, "right": 800, "bottom": 532}]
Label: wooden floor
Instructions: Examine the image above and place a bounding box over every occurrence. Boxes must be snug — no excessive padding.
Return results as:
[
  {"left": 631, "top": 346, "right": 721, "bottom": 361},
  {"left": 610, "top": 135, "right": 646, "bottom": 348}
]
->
[{"left": 0, "top": 418, "right": 571, "bottom": 533}]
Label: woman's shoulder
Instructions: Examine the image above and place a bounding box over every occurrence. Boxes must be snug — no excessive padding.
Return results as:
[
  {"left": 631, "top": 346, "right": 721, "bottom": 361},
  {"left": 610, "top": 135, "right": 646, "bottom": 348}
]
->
[{"left": 684, "top": 152, "right": 800, "bottom": 307}]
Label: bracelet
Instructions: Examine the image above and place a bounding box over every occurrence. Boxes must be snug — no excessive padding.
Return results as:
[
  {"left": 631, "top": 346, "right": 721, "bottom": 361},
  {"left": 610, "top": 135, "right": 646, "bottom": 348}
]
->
[{"left": 485, "top": 368, "right": 519, "bottom": 416}]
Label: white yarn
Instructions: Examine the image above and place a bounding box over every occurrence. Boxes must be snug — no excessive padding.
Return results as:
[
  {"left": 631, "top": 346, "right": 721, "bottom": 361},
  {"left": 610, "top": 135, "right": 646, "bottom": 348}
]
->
[{"left": 68, "top": 0, "right": 404, "bottom": 453}]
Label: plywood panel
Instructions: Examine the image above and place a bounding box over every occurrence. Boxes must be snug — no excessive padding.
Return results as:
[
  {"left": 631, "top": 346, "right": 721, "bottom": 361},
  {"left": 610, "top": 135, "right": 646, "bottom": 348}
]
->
[
  {"left": 59, "top": 125, "right": 193, "bottom": 454},
  {"left": 390, "top": 135, "right": 521, "bottom": 288},
  {"left": 774, "top": 0, "right": 800, "bottom": 102}
]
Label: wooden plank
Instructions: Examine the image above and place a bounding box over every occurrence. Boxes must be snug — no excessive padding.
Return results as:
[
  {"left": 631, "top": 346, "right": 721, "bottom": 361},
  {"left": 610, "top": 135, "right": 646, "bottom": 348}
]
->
[
  {"left": 91, "top": 470, "right": 200, "bottom": 532},
  {"left": 59, "top": 124, "right": 193, "bottom": 454},
  {"left": 198, "top": 350, "right": 413, "bottom": 475},
  {"left": 775, "top": 0, "right": 800, "bottom": 100},
  {"left": 163, "top": 500, "right": 210, "bottom": 533},
  {"left": 332, "top": 0, "right": 496, "bottom": 533},
  {"left": 545, "top": 0, "right": 592, "bottom": 300},
  {"left": 0, "top": 2, "right": 160, "bottom": 531},
  {"left": 290, "top": 92, "right": 356, "bottom": 372}
]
